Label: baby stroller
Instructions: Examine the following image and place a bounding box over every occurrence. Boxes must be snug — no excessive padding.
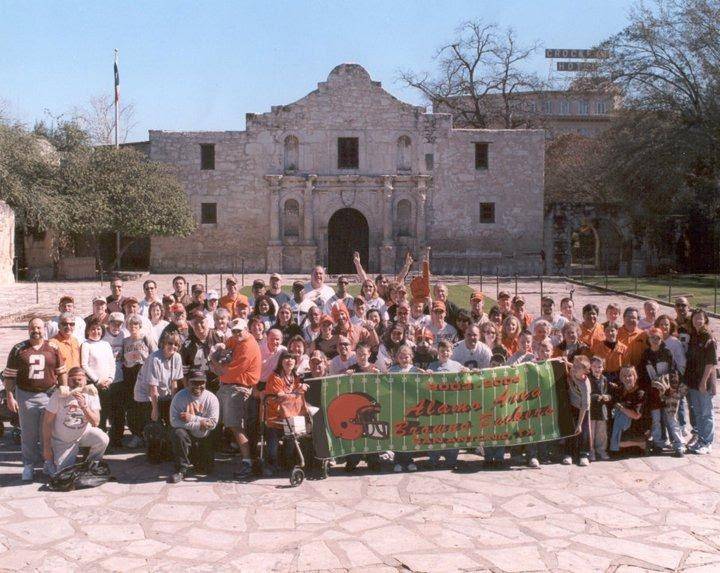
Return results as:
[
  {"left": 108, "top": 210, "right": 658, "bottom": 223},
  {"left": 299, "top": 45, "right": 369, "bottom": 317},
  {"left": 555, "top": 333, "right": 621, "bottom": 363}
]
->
[{"left": 260, "top": 392, "right": 313, "bottom": 487}]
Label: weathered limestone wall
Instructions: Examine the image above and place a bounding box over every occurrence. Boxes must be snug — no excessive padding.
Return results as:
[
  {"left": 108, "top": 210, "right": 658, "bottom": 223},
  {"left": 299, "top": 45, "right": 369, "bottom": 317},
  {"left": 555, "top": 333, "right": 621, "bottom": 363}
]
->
[{"left": 0, "top": 201, "right": 14, "bottom": 284}]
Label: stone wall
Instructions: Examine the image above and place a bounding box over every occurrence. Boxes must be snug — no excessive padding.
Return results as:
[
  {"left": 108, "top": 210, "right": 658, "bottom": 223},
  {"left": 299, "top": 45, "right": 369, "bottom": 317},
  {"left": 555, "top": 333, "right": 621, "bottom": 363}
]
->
[
  {"left": 148, "top": 63, "right": 545, "bottom": 275},
  {"left": 0, "top": 201, "right": 14, "bottom": 284}
]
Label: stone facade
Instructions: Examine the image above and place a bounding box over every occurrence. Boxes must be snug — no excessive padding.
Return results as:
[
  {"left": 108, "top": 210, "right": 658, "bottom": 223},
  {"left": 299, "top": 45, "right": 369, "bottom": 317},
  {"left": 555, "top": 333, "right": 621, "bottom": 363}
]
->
[
  {"left": 149, "top": 64, "right": 545, "bottom": 275},
  {"left": 0, "top": 201, "right": 14, "bottom": 284}
]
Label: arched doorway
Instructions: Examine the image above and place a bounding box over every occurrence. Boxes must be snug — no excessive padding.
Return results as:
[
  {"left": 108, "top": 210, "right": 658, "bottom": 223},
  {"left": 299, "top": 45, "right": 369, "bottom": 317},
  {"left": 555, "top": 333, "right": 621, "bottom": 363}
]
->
[
  {"left": 570, "top": 224, "right": 599, "bottom": 270},
  {"left": 328, "top": 208, "right": 369, "bottom": 274}
]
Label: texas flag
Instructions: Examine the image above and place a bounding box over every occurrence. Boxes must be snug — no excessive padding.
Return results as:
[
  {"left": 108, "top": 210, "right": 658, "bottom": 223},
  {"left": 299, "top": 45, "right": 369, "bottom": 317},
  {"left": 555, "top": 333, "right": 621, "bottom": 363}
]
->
[{"left": 114, "top": 53, "right": 120, "bottom": 103}]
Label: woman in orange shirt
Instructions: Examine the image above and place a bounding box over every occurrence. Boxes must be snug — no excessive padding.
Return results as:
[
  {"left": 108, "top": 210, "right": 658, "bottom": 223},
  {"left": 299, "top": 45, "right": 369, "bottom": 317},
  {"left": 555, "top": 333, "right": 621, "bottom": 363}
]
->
[
  {"left": 580, "top": 304, "right": 605, "bottom": 348},
  {"left": 263, "top": 351, "right": 308, "bottom": 476},
  {"left": 501, "top": 315, "right": 522, "bottom": 355}
]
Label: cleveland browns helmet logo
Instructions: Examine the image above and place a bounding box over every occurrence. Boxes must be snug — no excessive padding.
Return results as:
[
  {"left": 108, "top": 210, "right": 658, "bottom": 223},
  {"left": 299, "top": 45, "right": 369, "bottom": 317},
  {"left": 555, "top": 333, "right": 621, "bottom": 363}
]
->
[{"left": 327, "top": 392, "right": 390, "bottom": 440}]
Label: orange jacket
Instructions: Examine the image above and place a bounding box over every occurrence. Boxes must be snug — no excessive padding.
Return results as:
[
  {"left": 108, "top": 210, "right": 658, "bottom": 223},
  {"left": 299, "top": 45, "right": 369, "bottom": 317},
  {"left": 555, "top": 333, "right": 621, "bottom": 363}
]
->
[
  {"left": 264, "top": 373, "right": 306, "bottom": 427},
  {"left": 617, "top": 327, "right": 648, "bottom": 367},
  {"left": 219, "top": 293, "right": 249, "bottom": 318},
  {"left": 219, "top": 334, "right": 261, "bottom": 387},
  {"left": 590, "top": 340, "right": 628, "bottom": 374},
  {"left": 580, "top": 322, "right": 605, "bottom": 348}
]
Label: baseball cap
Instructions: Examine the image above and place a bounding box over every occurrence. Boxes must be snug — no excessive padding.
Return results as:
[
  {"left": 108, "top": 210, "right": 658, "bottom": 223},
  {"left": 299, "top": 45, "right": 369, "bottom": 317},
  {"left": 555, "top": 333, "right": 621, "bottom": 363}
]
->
[
  {"left": 108, "top": 312, "right": 125, "bottom": 323},
  {"left": 513, "top": 295, "right": 525, "bottom": 306},
  {"left": 415, "top": 327, "right": 435, "bottom": 341},
  {"left": 252, "top": 279, "right": 266, "bottom": 288},
  {"left": 169, "top": 303, "right": 186, "bottom": 314},
  {"left": 470, "top": 291, "right": 484, "bottom": 303},
  {"left": 226, "top": 276, "right": 238, "bottom": 285},
  {"left": 432, "top": 300, "right": 446, "bottom": 312},
  {"left": 270, "top": 273, "right": 282, "bottom": 281},
  {"left": 230, "top": 318, "right": 248, "bottom": 331},
  {"left": 123, "top": 296, "right": 139, "bottom": 307},
  {"left": 92, "top": 296, "right": 107, "bottom": 305},
  {"left": 497, "top": 291, "right": 511, "bottom": 300},
  {"left": 187, "top": 369, "right": 207, "bottom": 383},
  {"left": 206, "top": 290, "right": 219, "bottom": 301}
]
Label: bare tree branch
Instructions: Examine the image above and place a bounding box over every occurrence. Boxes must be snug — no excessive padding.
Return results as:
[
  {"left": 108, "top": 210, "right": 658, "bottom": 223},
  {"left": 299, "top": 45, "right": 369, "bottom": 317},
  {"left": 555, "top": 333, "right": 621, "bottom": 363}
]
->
[{"left": 71, "top": 93, "right": 138, "bottom": 145}]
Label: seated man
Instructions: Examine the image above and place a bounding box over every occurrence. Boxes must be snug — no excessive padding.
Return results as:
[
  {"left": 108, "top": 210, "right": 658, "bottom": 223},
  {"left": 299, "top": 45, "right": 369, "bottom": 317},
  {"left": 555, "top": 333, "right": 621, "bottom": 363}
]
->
[
  {"left": 42, "top": 367, "right": 109, "bottom": 473},
  {"left": 169, "top": 369, "right": 219, "bottom": 483}
]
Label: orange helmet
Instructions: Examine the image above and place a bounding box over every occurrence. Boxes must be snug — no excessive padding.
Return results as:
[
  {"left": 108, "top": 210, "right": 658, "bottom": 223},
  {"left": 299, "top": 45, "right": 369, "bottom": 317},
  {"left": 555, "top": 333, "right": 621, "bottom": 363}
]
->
[{"left": 326, "top": 392, "right": 390, "bottom": 440}]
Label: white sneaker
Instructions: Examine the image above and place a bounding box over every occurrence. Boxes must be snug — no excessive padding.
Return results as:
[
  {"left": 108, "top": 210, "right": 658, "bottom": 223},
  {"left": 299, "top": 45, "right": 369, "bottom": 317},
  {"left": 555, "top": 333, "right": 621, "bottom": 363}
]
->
[
  {"left": 694, "top": 444, "right": 712, "bottom": 455},
  {"left": 578, "top": 457, "right": 590, "bottom": 467},
  {"left": 22, "top": 465, "right": 34, "bottom": 481},
  {"left": 407, "top": 463, "right": 418, "bottom": 472},
  {"left": 561, "top": 456, "right": 572, "bottom": 465},
  {"left": 687, "top": 435, "right": 699, "bottom": 449},
  {"left": 393, "top": 464, "right": 403, "bottom": 473},
  {"left": 528, "top": 457, "right": 540, "bottom": 469}
]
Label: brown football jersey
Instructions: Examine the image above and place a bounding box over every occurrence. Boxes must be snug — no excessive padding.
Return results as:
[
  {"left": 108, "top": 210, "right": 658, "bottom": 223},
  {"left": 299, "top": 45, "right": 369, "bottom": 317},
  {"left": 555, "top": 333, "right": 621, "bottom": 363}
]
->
[{"left": 3, "top": 340, "right": 66, "bottom": 392}]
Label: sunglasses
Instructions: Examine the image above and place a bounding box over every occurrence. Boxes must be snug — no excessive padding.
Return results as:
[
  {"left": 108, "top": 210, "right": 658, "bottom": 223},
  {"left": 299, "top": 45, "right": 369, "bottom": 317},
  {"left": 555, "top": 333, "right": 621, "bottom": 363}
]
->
[{"left": 60, "top": 322, "right": 75, "bottom": 327}]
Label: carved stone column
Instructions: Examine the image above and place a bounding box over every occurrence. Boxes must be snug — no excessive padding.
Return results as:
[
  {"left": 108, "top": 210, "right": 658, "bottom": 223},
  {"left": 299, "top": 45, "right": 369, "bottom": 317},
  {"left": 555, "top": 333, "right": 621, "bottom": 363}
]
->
[
  {"left": 416, "top": 176, "right": 429, "bottom": 248},
  {"left": 264, "top": 175, "right": 283, "bottom": 272},
  {"left": 303, "top": 174, "right": 316, "bottom": 243},
  {"left": 380, "top": 175, "right": 396, "bottom": 273}
]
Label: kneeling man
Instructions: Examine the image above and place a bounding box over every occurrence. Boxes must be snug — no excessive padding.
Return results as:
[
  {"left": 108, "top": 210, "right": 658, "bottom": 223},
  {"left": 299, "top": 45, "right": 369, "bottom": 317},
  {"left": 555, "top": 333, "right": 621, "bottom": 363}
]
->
[
  {"left": 43, "top": 367, "right": 109, "bottom": 473},
  {"left": 169, "top": 369, "right": 219, "bottom": 483}
]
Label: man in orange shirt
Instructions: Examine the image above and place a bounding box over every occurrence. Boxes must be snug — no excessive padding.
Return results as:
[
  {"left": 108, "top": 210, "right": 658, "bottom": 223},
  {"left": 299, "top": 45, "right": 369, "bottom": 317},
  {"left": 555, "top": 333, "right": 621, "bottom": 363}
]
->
[
  {"left": 617, "top": 306, "right": 649, "bottom": 367},
  {"left": 590, "top": 322, "right": 627, "bottom": 382},
  {"left": 215, "top": 318, "right": 261, "bottom": 479},
  {"left": 580, "top": 304, "right": 605, "bottom": 348},
  {"left": 219, "top": 277, "right": 249, "bottom": 318},
  {"left": 49, "top": 312, "right": 81, "bottom": 370}
]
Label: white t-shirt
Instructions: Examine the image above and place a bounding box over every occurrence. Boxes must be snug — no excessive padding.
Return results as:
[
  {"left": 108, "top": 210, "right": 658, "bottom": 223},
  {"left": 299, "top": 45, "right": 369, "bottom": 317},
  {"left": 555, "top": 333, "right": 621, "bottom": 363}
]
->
[
  {"left": 46, "top": 390, "right": 101, "bottom": 443},
  {"left": 80, "top": 340, "right": 116, "bottom": 385},
  {"left": 102, "top": 330, "right": 125, "bottom": 382},
  {"left": 325, "top": 294, "right": 355, "bottom": 315},
  {"left": 329, "top": 353, "right": 357, "bottom": 375},
  {"left": 303, "top": 283, "right": 336, "bottom": 310},
  {"left": 134, "top": 350, "right": 183, "bottom": 402},
  {"left": 260, "top": 341, "right": 287, "bottom": 382},
  {"left": 452, "top": 341, "right": 492, "bottom": 369},
  {"left": 428, "top": 322, "right": 458, "bottom": 345}
]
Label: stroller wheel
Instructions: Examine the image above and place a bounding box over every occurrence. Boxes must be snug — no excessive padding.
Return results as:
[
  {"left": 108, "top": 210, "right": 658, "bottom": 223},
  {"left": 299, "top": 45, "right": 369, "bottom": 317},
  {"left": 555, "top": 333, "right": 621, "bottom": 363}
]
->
[
  {"left": 320, "top": 459, "right": 330, "bottom": 480},
  {"left": 290, "top": 467, "right": 305, "bottom": 487}
]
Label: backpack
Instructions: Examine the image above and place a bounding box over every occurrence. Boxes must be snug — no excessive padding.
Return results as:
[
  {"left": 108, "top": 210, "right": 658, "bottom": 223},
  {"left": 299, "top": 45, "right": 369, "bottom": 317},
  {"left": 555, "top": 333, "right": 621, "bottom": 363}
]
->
[
  {"left": 143, "top": 421, "right": 170, "bottom": 463},
  {"left": 48, "top": 460, "right": 114, "bottom": 492}
]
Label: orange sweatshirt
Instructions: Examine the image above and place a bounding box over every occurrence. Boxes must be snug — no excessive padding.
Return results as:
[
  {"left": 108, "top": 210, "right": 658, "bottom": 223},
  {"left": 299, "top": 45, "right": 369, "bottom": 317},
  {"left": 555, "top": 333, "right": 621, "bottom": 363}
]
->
[
  {"left": 219, "top": 334, "right": 261, "bottom": 387},
  {"left": 590, "top": 339, "right": 628, "bottom": 374}
]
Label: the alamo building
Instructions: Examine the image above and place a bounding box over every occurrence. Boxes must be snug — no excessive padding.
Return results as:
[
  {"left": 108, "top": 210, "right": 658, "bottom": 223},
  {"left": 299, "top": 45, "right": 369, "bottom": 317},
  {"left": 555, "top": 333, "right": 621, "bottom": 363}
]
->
[{"left": 149, "top": 63, "right": 545, "bottom": 275}]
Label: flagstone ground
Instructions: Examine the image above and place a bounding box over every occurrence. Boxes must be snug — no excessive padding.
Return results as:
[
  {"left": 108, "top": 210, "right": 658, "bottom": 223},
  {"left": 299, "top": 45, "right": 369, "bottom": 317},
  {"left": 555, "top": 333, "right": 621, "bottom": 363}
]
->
[{"left": 1, "top": 277, "right": 719, "bottom": 572}]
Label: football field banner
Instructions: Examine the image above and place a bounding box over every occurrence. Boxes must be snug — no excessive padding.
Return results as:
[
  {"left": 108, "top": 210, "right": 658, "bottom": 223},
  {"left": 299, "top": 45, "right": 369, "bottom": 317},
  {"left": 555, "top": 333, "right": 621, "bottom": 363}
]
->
[{"left": 311, "top": 359, "right": 575, "bottom": 459}]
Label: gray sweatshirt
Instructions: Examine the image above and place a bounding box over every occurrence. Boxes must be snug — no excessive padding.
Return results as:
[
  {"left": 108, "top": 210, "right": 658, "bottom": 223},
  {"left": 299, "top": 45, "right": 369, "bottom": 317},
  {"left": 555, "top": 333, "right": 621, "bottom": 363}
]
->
[
  {"left": 568, "top": 375, "right": 591, "bottom": 412},
  {"left": 169, "top": 389, "right": 219, "bottom": 438}
]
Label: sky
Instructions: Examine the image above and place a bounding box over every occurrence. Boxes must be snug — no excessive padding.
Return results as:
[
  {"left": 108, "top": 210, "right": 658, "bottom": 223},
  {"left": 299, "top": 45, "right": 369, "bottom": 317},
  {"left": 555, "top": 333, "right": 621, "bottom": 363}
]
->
[{"left": 0, "top": 0, "right": 637, "bottom": 142}]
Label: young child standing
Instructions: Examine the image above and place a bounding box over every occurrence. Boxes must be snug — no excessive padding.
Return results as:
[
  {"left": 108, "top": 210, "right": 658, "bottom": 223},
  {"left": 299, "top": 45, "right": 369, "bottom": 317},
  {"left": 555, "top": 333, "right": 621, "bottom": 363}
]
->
[
  {"left": 588, "top": 356, "right": 613, "bottom": 461},
  {"left": 564, "top": 355, "right": 592, "bottom": 467}
]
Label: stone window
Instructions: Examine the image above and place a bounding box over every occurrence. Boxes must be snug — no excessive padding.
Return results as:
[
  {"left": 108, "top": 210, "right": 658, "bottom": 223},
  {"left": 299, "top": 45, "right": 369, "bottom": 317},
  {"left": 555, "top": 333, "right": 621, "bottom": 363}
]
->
[
  {"left": 542, "top": 100, "right": 553, "bottom": 114},
  {"left": 338, "top": 137, "right": 359, "bottom": 169},
  {"left": 425, "top": 153, "right": 434, "bottom": 171},
  {"left": 578, "top": 100, "right": 589, "bottom": 115},
  {"left": 395, "top": 199, "right": 412, "bottom": 237},
  {"left": 479, "top": 202, "right": 495, "bottom": 224},
  {"left": 559, "top": 100, "right": 570, "bottom": 115},
  {"left": 284, "top": 135, "right": 299, "bottom": 172},
  {"left": 396, "top": 136, "right": 411, "bottom": 172},
  {"left": 200, "top": 144, "right": 215, "bottom": 170},
  {"left": 283, "top": 199, "right": 300, "bottom": 238},
  {"left": 596, "top": 100, "right": 608, "bottom": 114},
  {"left": 200, "top": 202, "right": 217, "bottom": 224},
  {"left": 475, "top": 143, "right": 489, "bottom": 170}
]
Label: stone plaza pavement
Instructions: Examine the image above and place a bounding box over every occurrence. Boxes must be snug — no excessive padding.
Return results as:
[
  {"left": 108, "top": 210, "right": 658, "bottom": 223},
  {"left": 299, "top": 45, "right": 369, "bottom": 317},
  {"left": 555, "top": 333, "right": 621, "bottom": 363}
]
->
[{"left": 1, "top": 276, "right": 720, "bottom": 572}]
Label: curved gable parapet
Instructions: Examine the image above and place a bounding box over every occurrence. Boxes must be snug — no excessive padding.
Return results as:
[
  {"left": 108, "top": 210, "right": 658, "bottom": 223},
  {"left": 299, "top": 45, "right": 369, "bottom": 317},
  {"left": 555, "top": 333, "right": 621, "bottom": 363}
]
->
[{"left": 246, "top": 62, "right": 428, "bottom": 131}]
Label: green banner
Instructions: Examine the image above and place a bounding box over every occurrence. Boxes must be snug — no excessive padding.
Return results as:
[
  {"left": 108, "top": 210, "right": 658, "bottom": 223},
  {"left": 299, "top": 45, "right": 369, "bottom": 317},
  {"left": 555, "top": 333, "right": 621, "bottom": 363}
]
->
[{"left": 317, "top": 360, "right": 575, "bottom": 458}]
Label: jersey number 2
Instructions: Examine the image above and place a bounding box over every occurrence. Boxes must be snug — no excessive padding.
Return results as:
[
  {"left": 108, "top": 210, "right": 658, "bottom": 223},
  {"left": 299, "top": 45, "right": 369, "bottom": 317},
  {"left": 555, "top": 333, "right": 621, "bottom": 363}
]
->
[{"left": 29, "top": 355, "right": 45, "bottom": 380}]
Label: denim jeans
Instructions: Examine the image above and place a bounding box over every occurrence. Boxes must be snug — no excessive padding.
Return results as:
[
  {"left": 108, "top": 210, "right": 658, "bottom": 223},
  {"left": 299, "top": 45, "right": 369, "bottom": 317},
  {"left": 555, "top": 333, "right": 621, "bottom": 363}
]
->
[
  {"left": 16, "top": 387, "right": 53, "bottom": 467},
  {"left": 565, "top": 407, "right": 591, "bottom": 461},
  {"left": 610, "top": 409, "right": 632, "bottom": 452},
  {"left": 688, "top": 389, "right": 715, "bottom": 447},
  {"left": 483, "top": 446, "right": 505, "bottom": 462},
  {"left": 651, "top": 409, "right": 684, "bottom": 450}
]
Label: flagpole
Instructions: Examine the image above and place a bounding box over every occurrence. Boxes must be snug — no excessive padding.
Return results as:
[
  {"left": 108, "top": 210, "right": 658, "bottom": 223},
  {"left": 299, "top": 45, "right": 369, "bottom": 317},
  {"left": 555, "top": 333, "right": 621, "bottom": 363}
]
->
[
  {"left": 114, "top": 49, "right": 120, "bottom": 269},
  {"left": 114, "top": 49, "right": 119, "bottom": 149}
]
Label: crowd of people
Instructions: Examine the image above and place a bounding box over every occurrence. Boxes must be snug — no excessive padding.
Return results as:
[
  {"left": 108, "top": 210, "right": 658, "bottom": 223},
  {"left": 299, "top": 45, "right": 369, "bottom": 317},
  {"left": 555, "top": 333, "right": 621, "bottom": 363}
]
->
[{"left": 1, "top": 253, "right": 716, "bottom": 484}]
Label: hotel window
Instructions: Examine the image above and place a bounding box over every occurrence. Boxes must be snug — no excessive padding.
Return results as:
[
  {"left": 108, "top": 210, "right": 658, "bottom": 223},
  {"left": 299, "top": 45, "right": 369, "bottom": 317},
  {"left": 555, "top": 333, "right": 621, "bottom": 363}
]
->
[
  {"left": 200, "top": 144, "right": 215, "bottom": 170},
  {"left": 475, "top": 142, "right": 489, "bottom": 170},
  {"left": 479, "top": 202, "right": 495, "bottom": 224},
  {"left": 338, "top": 137, "right": 359, "bottom": 169}
]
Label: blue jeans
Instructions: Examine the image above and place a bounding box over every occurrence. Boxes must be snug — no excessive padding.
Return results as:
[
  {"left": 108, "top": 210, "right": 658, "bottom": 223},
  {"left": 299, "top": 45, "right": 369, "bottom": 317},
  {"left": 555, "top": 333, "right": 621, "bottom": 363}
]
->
[
  {"left": 678, "top": 396, "right": 688, "bottom": 428},
  {"left": 483, "top": 446, "right": 505, "bottom": 462},
  {"left": 16, "top": 387, "right": 53, "bottom": 467},
  {"left": 688, "top": 389, "right": 715, "bottom": 447},
  {"left": 610, "top": 409, "right": 632, "bottom": 452},
  {"left": 651, "top": 409, "right": 683, "bottom": 450},
  {"left": 265, "top": 427, "right": 293, "bottom": 468},
  {"left": 428, "top": 449, "right": 458, "bottom": 465}
]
